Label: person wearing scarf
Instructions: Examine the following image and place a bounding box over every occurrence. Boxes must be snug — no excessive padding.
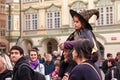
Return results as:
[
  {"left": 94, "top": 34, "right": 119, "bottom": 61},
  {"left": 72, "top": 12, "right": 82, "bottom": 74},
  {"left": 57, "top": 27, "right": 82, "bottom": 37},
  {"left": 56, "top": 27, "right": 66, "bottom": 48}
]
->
[{"left": 29, "top": 49, "right": 45, "bottom": 75}]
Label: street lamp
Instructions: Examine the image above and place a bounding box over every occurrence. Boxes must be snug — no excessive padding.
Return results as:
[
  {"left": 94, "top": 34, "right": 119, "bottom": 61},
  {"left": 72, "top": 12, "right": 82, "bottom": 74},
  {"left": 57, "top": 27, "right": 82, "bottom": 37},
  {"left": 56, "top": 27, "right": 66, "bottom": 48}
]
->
[
  {"left": 19, "top": 0, "right": 22, "bottom": 38},
  {"left": 16, "top": 0, "right": 22, "bottom": 45},
  {"left": 8, "top": 4, "right": 11, "bottom": 51},
  {"left": 3, "top": 3, "right": 12, "bottom": 51}
]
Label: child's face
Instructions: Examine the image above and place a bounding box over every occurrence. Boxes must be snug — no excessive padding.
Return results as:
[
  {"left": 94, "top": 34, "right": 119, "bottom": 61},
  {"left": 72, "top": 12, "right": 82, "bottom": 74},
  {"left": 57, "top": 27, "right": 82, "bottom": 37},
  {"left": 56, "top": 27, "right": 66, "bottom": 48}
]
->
[
  {"left": 73, "top": 16, "right": 82, "bottom": 30},
  {"left": 56, "top": 66, "right": 60, "bottom": 71}
]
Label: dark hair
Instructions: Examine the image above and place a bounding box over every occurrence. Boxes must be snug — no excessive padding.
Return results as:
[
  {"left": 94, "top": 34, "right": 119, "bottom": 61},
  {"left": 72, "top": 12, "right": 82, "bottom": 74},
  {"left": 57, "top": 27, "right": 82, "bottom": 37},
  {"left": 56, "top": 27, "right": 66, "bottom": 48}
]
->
[
  {"left": 32, "top": 47, "right": 39, "bottom": 51},
  {"left": 74, "top": 39, "right": 99, "bottom": 63},
  {"left": 116, "top": 52, "right": 120, "bottom": 56},
  {"left": 108, "top": 59, "right": 116, "bottom": 66},
  {"left": 29, "top": 49, "right": 38, "bottom": 56},
  {"left": 10, "top": 46, "right": 24, "bottom": 55},
  {"left": 107, "top": 53, "right": 112, "bottom": 57}
]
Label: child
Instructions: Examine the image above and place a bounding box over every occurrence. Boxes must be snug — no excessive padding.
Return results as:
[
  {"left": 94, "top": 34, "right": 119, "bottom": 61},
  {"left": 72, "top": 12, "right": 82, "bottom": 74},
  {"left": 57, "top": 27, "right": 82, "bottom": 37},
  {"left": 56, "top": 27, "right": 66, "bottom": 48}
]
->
[{"left": 50, "top": 59, "right": 60, "bottom": 79}]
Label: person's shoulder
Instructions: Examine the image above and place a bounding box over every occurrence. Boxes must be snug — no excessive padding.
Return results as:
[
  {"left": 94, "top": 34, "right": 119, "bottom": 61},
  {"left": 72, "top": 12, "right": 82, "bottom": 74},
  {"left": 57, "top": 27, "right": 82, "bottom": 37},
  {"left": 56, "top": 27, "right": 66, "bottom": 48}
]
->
[
  {"left": 71, "top": 64, "right": 89, "bottom": 75},
  {"left": 39, "top": 63, "right": 44, "bottom": 67},
  {"left": 75, "top": 63, "right": 97, "bottom": 71},
  {"left": 73, "top": 64, "right": 89, "bottom": 71},
  {"left": 103, "top": 59, "right": 108, "bottom": 63},
  {"left": 1, "top": 70, "right": 13, "bottom": 76},
  {"left": 19, "top": 63, "right": 31, "bottom": 70}
]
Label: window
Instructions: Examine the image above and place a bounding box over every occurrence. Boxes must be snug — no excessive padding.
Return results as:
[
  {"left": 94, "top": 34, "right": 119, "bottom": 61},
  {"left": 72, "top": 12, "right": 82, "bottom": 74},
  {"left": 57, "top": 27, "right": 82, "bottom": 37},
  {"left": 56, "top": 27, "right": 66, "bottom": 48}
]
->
[
  {"left": 46, "top": 11, "right": 60, "bottom": 29},
  {"left": 25, "top": 13, "right": 38, "bottom": 30},
  {"left": 0, "top": 25, "right": 5, "bottom": 37},
  {"left": 13, "top": 0, "right": 19, "bottom": 2},
  {"left": 0, "top": 4, "right": 5, "bottom": 13},
  {"left": 96, "top": 6, "right": 114, "bottom": 26},
  {"left": 24, "top": 0, "right": 39, "bottom": 3},
  {"left": 6, "top": 0, "right": 12, "bottom": 3},
  {"left": 7, "top": 15, "right": 12, "bottom": 31}
]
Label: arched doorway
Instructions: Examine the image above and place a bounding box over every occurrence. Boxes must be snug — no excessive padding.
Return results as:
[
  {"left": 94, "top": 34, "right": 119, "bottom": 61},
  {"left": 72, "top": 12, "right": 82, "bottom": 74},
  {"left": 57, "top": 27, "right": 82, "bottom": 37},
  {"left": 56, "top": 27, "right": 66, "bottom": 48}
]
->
[
  {"left": 17, "top": 39, "right": 33, "bottom": 55},
  {"left": 41, "top": 38, "right": 58, "bottom": 54},
  {"left": 22, "top": 40, "right": 33, "bottom": 54},
  {"left": 47, "top": 39, "right": 58, "bottom": 54}
]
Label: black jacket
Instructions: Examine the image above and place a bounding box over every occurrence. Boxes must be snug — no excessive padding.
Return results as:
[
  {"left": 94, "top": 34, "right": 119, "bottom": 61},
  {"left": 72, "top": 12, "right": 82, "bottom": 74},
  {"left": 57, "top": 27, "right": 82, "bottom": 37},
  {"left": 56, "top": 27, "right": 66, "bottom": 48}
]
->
[
  {"left": 12, "top": 56, "right": 32, "bottom": 80},
  {"left": 58, "top": 60, "right": 77, "bottom": 78},
  {"left": 0, "top": 70, "right": 12, "bottom": 80},
  {"left": 102, "top": 60, "right": 109, "bottom": 74}
]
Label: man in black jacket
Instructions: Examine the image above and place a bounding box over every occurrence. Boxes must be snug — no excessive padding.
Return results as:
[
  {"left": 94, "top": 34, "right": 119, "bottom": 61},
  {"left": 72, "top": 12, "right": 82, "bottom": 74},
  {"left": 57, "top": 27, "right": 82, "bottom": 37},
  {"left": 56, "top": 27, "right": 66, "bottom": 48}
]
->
[
  {"left": 102, "top": 53, "right": 113, "bottom": 74},
  {"left": 10, "top": 46, "right": 32, "bottom": 80}
]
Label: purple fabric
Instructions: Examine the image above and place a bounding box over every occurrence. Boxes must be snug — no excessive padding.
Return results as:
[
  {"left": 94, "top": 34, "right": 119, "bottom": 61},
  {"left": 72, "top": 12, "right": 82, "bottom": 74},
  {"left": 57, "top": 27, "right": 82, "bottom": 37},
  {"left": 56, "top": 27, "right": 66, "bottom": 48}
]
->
[
  {"left": 64, "top": 41, "right": 75, "bottom": 49},
  {"left": 29, "top": 59, "right": 39, "bottom": 69}
]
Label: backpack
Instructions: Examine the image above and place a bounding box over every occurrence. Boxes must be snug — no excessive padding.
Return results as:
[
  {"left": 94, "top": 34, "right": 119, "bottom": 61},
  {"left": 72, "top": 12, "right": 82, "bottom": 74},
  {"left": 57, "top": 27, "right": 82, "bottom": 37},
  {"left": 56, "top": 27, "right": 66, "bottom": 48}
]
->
[{"left": 18, "top": 63, "right": 46, "bottom": 80}]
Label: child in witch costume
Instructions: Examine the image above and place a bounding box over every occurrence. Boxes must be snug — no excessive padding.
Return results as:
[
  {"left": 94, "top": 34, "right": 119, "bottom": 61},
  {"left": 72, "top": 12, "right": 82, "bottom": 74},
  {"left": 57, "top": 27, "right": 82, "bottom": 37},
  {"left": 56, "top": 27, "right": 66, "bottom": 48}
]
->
[{"left": 59, "top": 9, "right": 101, "bottom": 80}]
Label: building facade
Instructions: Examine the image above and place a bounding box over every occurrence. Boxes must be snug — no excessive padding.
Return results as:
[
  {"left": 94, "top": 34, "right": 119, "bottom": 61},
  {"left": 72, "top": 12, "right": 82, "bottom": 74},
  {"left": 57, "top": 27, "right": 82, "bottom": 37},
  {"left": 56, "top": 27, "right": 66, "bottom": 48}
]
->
[
  {"left": 0, "top": 0, "right": 9, "bottom": 52},
  {"left": 5, "top": 0, "right": 120, "bottom": 58}
]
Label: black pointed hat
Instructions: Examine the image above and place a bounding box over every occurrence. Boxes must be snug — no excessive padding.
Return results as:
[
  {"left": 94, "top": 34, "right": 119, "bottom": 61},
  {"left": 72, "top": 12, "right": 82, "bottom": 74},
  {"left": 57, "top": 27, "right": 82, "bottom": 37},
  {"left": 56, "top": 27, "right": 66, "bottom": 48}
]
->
[{"left": 70, "top": 9, "right": 99, "bottom": 30}]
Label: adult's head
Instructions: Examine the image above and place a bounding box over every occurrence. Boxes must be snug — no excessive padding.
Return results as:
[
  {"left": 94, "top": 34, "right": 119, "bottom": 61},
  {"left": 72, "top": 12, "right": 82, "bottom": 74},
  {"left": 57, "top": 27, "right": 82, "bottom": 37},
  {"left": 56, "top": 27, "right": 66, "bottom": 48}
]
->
[
  {"left": 10, "top": 46, "right": 24, "bottom": 63},
  {"left": 108, "top": 59, "right": 116, "bottom": 67},
  {"left": 32, "top": 47, "right": 41, "bottom": 57},
  {"left": 45, "top": 53, "right": 52, "bottom": 62},
  {"left": 106, "top": 53, "right": 113, "bottom": 60},
  {"left": 0, "top": 53, "right": 13, "bottom": 73},
  {"left": 72, "top": 39, "right": 98, "bottom": 64},
  {"left": 70, "top": 9, "right": 99, "bottom": 30},
  {"left": 116, "top": 52, "right": 120, "bottom": 60},
  {"left": 29, "top": 49, "right": 38, "bottom": 62}
]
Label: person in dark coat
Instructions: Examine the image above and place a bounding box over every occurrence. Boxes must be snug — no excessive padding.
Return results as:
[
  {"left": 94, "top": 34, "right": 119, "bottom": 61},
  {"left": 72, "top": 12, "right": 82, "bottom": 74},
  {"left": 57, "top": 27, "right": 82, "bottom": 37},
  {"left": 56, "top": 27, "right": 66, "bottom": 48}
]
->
[
  {"left": 105, "top": 59, "right": 117, "bottom": 80},
  {"left": 102, "top": 53, "right": 113, "bottom": 74},
  {"left": 44, "top": 53, "right": 55, "bottom": 75},
  {"left": 10, "top": 46, "right": 32, "bottom": 80},
  {"left": 58, "top": 48, "right": 77, "bottom": 79},
  {"left": 62, "top": 39, "right": 102, "bottom": 80},
  {"left": 0, "top": 70, "right": 12, "bottom": 80}
]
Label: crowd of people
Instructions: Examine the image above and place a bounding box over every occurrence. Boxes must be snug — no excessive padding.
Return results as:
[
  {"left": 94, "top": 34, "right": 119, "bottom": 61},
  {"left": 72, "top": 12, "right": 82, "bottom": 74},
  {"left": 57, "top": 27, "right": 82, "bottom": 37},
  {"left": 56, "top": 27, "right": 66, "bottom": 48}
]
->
[
  {"left": 0, "top": 46, "right": 120, "bottom": 80},
  {"left": 102, "top": 52, "right": 120, "bottom": 80},
  {"left": 0, "top": 9, "right": 120, "bottom": 80}
]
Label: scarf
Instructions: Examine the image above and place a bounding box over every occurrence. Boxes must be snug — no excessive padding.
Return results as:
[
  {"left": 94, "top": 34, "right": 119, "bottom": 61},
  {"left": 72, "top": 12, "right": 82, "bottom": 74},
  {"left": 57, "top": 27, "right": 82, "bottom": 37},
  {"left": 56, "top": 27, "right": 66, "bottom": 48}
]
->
[{"left": 29, "top": 59, "right": 39, "bottom": 69}]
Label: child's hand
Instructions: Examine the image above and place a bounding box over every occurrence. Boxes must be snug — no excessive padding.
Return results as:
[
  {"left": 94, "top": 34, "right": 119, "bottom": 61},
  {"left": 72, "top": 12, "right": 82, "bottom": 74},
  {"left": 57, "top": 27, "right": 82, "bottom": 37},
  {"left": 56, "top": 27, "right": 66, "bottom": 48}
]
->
[{"left": 59, "top": 43, "right": 65, "bottom": 50}]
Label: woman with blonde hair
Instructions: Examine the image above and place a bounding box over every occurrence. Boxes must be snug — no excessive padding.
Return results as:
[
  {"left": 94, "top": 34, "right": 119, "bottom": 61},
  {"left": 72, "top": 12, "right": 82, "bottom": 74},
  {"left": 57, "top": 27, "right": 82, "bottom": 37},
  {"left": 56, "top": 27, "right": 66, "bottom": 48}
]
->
[{"left": 0, "top": 53, "right": 13, "bottom": 80}]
